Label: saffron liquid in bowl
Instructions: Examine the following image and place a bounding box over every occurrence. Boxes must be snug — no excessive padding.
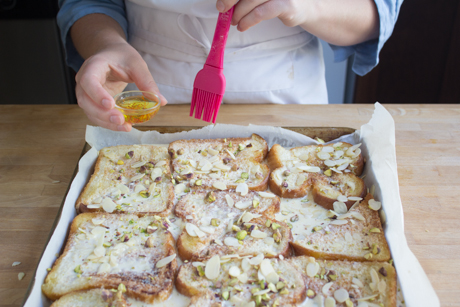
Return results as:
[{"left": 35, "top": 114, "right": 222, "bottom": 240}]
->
[{"left": 114, "top": 92, "right": 160, "bottom": 125}]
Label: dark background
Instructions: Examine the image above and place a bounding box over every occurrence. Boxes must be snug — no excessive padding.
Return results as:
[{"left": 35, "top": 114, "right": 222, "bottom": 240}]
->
[{"left": 0, "top": 0, "right": 459, "bottom": 104}]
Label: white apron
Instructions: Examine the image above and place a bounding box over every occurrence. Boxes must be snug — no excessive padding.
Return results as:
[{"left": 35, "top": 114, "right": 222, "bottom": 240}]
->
[{"left": 125, "top": 0, "right": 328, "bottom": 104}]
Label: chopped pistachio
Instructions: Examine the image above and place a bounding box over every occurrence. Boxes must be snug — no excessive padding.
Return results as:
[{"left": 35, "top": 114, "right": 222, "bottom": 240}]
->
[
  {"left": 276, "top": 282, "right": 285, "bottom": 290},
  {"left": 253, "top": 200, "right": 260, "bottom": 208},
  {"left": 211, "top": 218, "right": 220, "bottom": 227},
  {"left": 197, "top": 266, "right": 205, "bottom": 277},
  {"left": 74, "top": 265, "right": 82, "bottom": 274},
  {"left": 139, "top": 190, "right": 150, "bottom": 198},
  {"left": 306, "top": 289, "right": 315, "bottom": 298},
  {"left": 117, "top": 160, "right": 124, "bottom": 165},
  {"left": 369, "top": 227, "right": 381, "bottom": 233},
  {"left": 205, "top": 191, "right": 216, "bottom": 203},
  {"left": 228, "top": 141, "right": 232, "bottom": 148},
  {"left": 279, "top": 288, "right": 289, "bottom": 295},
  {"left": 222, "top": 291, "right": 229, "bottom": 300},
  {"left": 324, "top": 169, "right": 332, "bottom": 177},
  {"left": 241, "top": 172, "right": 249, "bottom": 179},
  {"left": 271, "top": 223, "right": 281, "bottom": 230},
  {"left": 195, "top": 179, "right": 202, "bottom": 186},
  {"left": 236, "top": 230, "right": 247, "bottom": 240},
  {"left": 238, "top": 144, "right": 245, "bottom": 151},
  {"left": 118, "top": 283, "right": 127, "bottom": 293},
  {"left": 265, "top": 220, "right": 272, "bottom": 228}
]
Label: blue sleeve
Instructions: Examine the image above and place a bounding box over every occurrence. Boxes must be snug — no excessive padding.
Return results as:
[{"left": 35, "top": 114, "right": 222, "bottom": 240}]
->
[
  {"left": 56, "top": 0, "right": 128, "bottom": 72},
  {"left": 329, "top": 0, "right": 404, "bottom": 76}
]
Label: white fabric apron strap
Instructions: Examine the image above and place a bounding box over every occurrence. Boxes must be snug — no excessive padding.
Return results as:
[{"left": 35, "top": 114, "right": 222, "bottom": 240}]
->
[{"left": 125, "top": 0, "right": 328, "bottom": 105}]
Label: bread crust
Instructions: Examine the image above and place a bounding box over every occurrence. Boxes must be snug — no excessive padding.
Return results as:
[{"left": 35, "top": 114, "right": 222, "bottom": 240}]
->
[
  {"left": 169, "top": 134, "right": 270, "bottom": 192},
  {"left": 173, "top": 191, "right": 287, "bottom": 261},
  {"left": 76, "top": 145, "right": 173, "bottom": 216},
  {"left": 176, "top": 258, "right": 307, "bottom": 306},
  {"left": 267, "top": 142, "right": 366, "bottom": 210},
  {"left": 291, "top": 194, "right": 391, "bottom": 262},
  {"left": 287, "top": 257, "right": 397, "bottom": 307},
  {"left": 42, "top": 213, "right": 177, "bottom": 303}
]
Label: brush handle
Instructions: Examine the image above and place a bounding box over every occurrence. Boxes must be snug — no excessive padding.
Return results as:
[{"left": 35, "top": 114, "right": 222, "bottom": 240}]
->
[{"left": 205, "top": 6, "right": 234, "bottom": 69}]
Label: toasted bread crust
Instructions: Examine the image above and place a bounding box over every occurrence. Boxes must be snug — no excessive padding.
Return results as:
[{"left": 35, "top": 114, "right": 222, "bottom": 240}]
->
[
  {"left": 267, "top": 143, "right": 366, "bottom": 210},
  {"left": 42, "top": 213, "right": 177, "bottom": 303},
  {"left": 176, "top": 258, "right": 306, "bottom": 305},
  {"left": 177, "top": 217, "right": 293, "bottom": 261},
  {"left": 292, "top": 194, "right": 391, "bottom": 262},
  {"left": 169, "top": 134, "right": 269, "bottom": 192},
  {"left": 76, "top": 145, "right": 173, "bottom": 216},
  {"left": 287, "top": 257, "right": 397, "bottom": 307}
]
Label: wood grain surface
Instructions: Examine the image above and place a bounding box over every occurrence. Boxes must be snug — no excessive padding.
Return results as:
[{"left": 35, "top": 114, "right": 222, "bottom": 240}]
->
[{"left": 0, "top": 104, "right": 459, "bottom": 306}]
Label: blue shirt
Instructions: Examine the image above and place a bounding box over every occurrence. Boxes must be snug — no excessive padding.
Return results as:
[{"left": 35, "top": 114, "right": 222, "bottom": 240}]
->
[{"left": 57, "top": 0, "right": 403, "bottom": 76}]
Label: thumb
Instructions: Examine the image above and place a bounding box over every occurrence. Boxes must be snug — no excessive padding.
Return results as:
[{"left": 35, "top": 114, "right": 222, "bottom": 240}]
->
[{"left": 129, "top": 62, "right": 168, "bottom": 106}]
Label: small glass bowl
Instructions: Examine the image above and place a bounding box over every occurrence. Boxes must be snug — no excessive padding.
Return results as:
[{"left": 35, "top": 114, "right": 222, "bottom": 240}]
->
[{"left": 114, "top": 91, "right": 160, "bottom": 125}]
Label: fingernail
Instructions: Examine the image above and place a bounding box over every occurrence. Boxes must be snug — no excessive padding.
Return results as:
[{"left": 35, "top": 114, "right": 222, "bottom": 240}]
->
[
  {"left": 216, "top": 0, "right": 225, "bottom": 12},
  {"left": 110, "top": 115, "right": 123, "bottom": 125},
  {"left": 102, "top": 99, "right": 113, "bottom": 109}
]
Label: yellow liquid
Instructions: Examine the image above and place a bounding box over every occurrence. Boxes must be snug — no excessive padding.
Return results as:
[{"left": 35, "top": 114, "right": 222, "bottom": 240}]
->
[{"left": 116, "top": 96, "right": 159, "bottom": 124}]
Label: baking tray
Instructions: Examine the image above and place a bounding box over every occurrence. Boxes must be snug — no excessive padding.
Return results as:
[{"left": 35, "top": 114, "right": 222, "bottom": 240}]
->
[{"left": 22, "top": 126, "right": 355, "bottom": 306}]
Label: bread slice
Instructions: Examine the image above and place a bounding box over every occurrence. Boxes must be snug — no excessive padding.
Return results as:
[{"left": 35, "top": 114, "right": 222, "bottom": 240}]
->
[
  {"left": 42, "top": 213, "right": 177, "bottom": 303},
  {"left": 50, "top": 288, "right": 135, "bottom": 307},
  {"left": 291, "top": 194, "right": 391, "bottom": 262},
  {"left": 176, "top": 255, "right": 306, "bottom": 306},
  {"left": 168, "top": 134, "right": 270, "bottom": 192},
  {"left": 287, "top": 256, "right": 397, "bottom": 306},
  {"left": 267, "top": 143, "right": 365, "bottom": 209},
  {"left": 76, "top": 145, "right": 174, "bottom": 216},
  {"left": 174, "top": 191, "right": 291, "bottom": 261}
]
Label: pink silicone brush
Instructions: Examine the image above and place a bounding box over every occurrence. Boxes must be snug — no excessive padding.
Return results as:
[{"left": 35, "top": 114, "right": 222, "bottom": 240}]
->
[{"left": 190, "top": 6, "right": 234, "bottom": 123}]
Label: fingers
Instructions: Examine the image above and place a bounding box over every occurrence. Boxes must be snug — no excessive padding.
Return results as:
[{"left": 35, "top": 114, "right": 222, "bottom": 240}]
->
[
  {"left": 87, "top": 114, "right": 132, "bottom": 132},
  {"left": 127, "top": 60, "right": 168, "bottom": 106},
  {"left": 216, "top": 0, "right": 238, "bottom": 13},
  {"left": 232, "top": 0, "right": 270, "bottom": 26},
  {"left": 236, "top": 1, "right": 284, "bottom": 31},
  {"left": 76, "top": 58, "right": 116, "bottom": 109},
  {"left": 76, "top": 85, "right": 129, "bottom": 131}
]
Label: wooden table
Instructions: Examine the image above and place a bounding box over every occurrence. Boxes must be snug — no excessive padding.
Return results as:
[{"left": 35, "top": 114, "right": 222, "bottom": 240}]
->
[{"left": 0, "top": 104, "right": 458, "bottom": 307}]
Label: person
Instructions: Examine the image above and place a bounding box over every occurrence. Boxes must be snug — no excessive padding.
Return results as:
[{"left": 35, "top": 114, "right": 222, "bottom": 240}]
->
[{"left": 57, "top": 0, "right": 403, "bottom": 132}]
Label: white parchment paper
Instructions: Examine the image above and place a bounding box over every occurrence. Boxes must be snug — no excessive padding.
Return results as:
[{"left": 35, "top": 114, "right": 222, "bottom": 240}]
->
[{"left": 24, "top": 103, "right": 439, "bottom": 307}]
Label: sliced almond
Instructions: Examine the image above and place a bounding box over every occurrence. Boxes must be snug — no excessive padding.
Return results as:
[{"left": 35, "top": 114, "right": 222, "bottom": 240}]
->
[
  {"left": 228, "top": 266, "right": 241, "bottom": 277},
  {"left": 237, "top": 272, "right": 248, "bottom": 283},
  {"left": 297, "top": 165, "right": 321, "bottom": 173},
  {"left": 156, "top": 254, "right": 176, "bottom": 268},
  {"left": 205, "top": 255, "right": 220, "bottom": 280},
  {"left": 352, "top": 277, "right": 364, "bottom": 288},
  {"left": 225, "top": 194, "right": 234, "bottom": 207},
  {"left": 213, "top": 181, "right": 227, "bottom": 190},
  {"left": 330, "top": 219, "right": 348, "bottom": 225},
  {"left": 334, "top": 288, "right": 349, "bottom": 303},
  {"left": 258, "top": 191, "right": 276, "bottom": 198},
  {"left": 131, "top": 161, "right": 147, "bottom": 168},
  {"left": 250, "top": 229, "right": 267, "bottom": 239},
  {"left": 155, "top": 160, "right": 167, "bottom": 167},
  {"left": 91, "top": 218, "right": 105, "bottom": 226},
  {"left": 235, "top": 200, "right": 252, "bottom": 209},
  {"left": 224, "top": 237, "right": 240, "bottom": 247},
  {"left": 97, "top": 262, "right": 111, "bottom": 274},
  {"left": 236, "top": 182, "right": 249, "bottom": 196},
  {"left": 130, "top": 173, "right": 145, "bottom": 181},
  {"left": 322, "top": 281, "right": 334, "bottom": 295},
  {"left": 333, "top": 201, "right": 348, "bottom": 214},
  {"left": 249, "top": 253, "right": 264, "bottom": 265},
  {"left": 325, "top": 297, "right": 337, "bottom": 307},
  {"left": 174, "top": 183, "right": 187, "bottom": 195},
  {"left": 260, "top": 259, "right": 275, "bottom": 277},
  {"left": 117, "top": 184, "right": 130, "bottom": 195},
  {"left": 306, "top": 262, "right": 319, "bottom": 277},
  {"left": 101, "top": 198, "right": 116, "bottom": 213},
  {"left": 368, "top": 199, "right": 382, "bottom": 211},
  {"left": 266, "top": 271, "right": 280, "bottom": 284}
]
